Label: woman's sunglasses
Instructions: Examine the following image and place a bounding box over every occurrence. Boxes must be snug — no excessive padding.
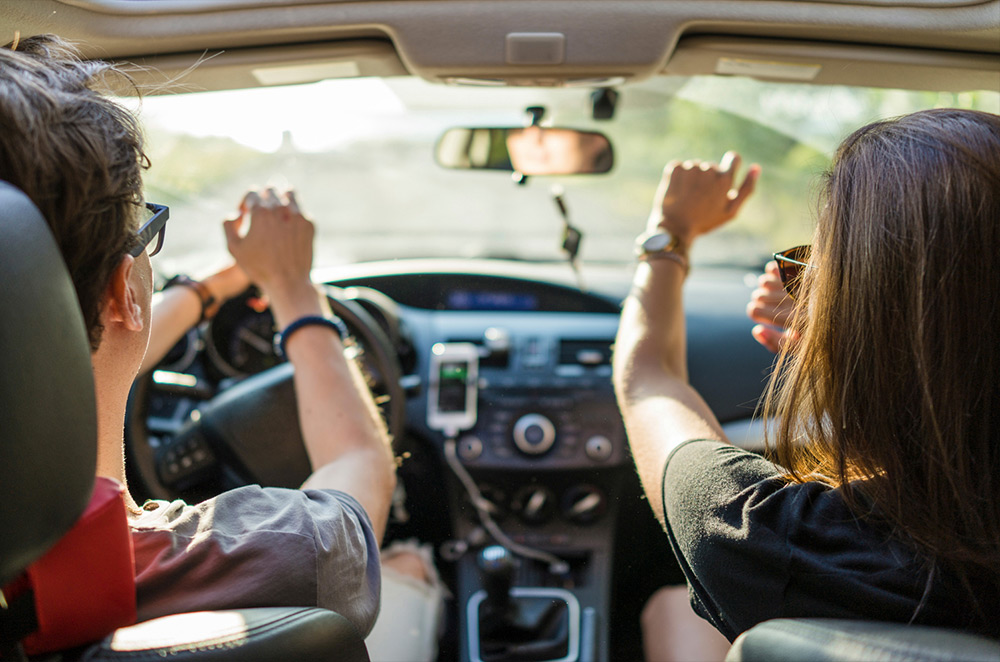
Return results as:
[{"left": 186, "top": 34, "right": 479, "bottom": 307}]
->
[{"left": 773, "top": 245, "right": 813, "bottom": 299}]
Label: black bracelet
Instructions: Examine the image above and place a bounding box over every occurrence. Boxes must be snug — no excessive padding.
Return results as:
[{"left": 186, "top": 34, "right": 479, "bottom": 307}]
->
[
  {"left": 163, "top": 274, "right": 217, "bottom": 323},
  {"left": 276, "top": 315, "right": 350, "bottom": 358}
]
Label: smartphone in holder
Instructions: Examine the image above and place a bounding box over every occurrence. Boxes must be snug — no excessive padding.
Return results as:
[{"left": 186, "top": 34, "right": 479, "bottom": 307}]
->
[{"left": 427, "top": 342, "right": 479, "bottom": 434}]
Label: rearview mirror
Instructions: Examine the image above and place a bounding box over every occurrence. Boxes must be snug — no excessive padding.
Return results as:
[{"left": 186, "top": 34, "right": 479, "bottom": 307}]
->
[{"left": 435, "top": 127, "right": 614, "bottom": 176}]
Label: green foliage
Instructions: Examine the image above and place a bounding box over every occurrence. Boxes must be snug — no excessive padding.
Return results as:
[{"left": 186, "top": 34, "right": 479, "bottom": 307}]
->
[{"left": 142, "top": 130, "right": 267, "bottom": 205}]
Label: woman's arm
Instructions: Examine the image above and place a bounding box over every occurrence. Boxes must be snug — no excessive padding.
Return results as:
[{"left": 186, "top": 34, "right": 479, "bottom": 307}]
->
[{"left": 613, "top": 152, "right": 759, "bottom": 525}]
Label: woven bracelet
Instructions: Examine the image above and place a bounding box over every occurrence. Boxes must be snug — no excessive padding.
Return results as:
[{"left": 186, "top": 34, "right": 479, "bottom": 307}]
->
[{"left": 276, "top": 315, "right": 350, "bottom": 358}]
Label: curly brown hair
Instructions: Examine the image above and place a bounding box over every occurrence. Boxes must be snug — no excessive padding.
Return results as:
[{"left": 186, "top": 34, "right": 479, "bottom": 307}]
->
[
  {"left": 764, "top": 109, "right": 1000, "bottom": 582},
  {"left": 0, "top": 34, "right": 149, "bottom": 350}
]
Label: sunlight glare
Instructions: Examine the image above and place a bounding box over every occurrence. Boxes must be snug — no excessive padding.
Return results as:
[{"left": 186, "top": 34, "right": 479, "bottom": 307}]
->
[{"left": 134, "top": 78, "right": 407, "bottom": 152}]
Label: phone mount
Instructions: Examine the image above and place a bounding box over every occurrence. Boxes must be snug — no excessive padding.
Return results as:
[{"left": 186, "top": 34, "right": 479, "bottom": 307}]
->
[{"left": 427, "top": 342, "right": 480, "bottom": 435}]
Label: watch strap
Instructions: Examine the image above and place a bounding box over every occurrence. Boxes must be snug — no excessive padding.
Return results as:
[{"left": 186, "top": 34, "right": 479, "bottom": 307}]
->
[
  {"left": 635, "top": 231, "right": 690, "bottom": 273},
  {"left": 639, "top": 248, "right": 689, "bottom": 273}
]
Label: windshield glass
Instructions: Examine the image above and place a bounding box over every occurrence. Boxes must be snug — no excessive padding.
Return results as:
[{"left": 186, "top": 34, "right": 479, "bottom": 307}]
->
[{"left": 132, "top": 75, "right": 998, "bottom": 275}]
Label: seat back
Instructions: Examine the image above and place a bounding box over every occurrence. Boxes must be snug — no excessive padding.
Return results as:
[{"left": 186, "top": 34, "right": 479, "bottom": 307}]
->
[{"left": 0, "top": 180, "right": 97, "bottom": 586}]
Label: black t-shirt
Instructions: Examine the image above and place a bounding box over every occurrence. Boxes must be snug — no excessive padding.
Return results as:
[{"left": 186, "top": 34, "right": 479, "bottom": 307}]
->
[{"left": 661, "top": 439, "right": 999, "bottom": 642}]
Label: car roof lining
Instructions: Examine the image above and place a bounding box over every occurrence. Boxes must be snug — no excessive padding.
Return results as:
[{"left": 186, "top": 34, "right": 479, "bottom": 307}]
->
[
  {"left": 2, "top": 0, "right": 998, "bottom": 92},
  {"left": 119, "top": 35, "right": 999, "bottom": 96},
  {"left": 49, "top": 0, "right": 1000, "bottom": 13}
]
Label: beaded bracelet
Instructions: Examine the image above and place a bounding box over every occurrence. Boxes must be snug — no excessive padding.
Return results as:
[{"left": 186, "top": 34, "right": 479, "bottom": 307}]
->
[{"left": 276, "top": 315, "right": 350, "bottom": 358}]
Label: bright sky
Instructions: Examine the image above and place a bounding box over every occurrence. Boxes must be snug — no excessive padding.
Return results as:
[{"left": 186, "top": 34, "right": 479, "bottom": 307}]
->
[
  {"left": 127, "top": 77, "right": 543, "bottom": 153},
  {"left": 130, "top": 78, "right": 409, "bottom": 152}
]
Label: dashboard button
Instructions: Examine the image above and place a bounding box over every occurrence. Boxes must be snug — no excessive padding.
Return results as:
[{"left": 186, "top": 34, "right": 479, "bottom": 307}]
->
[
  {"left": 585, "top": 435, "right": 614, "bottom": 462},
  {"left": 457, "top": 435, "right": 484, "bottom": 460}
]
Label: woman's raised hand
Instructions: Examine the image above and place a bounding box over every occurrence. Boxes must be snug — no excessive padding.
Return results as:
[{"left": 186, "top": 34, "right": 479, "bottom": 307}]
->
[{"left": 648, "top": 151, "right": 760, "bottom": 248}]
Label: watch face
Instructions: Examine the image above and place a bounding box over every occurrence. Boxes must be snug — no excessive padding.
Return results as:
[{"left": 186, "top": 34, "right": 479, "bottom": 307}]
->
[{"left": 641, "top": 232, "right": 672, "bottom": 253}]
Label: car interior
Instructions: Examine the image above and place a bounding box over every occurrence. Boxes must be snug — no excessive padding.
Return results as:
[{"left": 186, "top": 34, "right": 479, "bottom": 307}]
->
[{"left": 1, "top": 1, "right": 998, "bottom": 660}]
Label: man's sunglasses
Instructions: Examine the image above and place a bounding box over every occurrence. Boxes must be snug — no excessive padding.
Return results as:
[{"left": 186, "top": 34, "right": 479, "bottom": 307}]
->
[
  {"left": 773, "top": 245, "right": 813, "bottom": 299},
  {"left": 129, "top": 202, "right": 170, "bottom": 258}
]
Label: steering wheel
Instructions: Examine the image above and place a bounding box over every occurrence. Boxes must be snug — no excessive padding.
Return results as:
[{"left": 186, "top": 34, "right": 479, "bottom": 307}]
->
[{"left": 125, "top": 286, "right": 405, "bottom": 501}]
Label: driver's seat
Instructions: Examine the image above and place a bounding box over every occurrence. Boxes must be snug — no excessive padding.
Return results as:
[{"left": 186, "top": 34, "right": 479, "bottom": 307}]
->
[{"left": 0, "top": 180, "right": 370, "bottom": 661}]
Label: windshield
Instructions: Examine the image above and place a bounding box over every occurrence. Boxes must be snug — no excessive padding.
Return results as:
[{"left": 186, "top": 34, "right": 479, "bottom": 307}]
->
[{"left": 132, "top": 75, "right": 998, "bottom": 276}]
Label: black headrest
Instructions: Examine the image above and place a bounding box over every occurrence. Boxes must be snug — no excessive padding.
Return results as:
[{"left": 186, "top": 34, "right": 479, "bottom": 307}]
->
[{"left": 0, "top": 181, "right": 97, "bottom": 585}]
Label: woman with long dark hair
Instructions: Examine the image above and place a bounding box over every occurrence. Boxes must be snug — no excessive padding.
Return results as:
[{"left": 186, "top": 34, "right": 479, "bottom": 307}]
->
[{"left": 614, "top": 109, "right": 1000, "bottom": 647}]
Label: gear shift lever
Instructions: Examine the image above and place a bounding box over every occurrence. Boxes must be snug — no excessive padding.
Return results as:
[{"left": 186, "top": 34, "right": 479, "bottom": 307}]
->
[
  {"left": 475, "top": 545, "right": 572, "bottom": 662},
  {"left": 478, "top": 545, "right": 517, "bottom": 624}
]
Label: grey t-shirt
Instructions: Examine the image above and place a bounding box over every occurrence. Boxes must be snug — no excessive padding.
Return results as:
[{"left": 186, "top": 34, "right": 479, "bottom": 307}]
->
[{"left": 130, "top": 484, "right": 381, "bottom": 636}]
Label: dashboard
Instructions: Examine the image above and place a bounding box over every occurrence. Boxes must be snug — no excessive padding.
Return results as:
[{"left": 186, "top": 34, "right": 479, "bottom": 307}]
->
[
  {"left": 129, "top": 260, "right": 771, "bottom": 488},
  {"left": 125, "top": 258, "right": 775, "bottom": 661}
]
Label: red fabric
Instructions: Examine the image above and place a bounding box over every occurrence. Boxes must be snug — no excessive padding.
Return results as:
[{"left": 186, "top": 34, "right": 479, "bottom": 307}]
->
[{"left": 19, "top": 477, "right": 137, "bottom": 654}]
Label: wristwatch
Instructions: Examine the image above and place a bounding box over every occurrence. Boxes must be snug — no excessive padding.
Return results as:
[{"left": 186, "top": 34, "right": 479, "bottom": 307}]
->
[{"left": 634, "top": 230, "right": 689, "bottom": 271}]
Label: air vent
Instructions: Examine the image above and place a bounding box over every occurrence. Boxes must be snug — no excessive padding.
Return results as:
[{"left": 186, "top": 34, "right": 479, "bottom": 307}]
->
[{"left": 559, "top": 340, "right": 613, "bottom": 366}]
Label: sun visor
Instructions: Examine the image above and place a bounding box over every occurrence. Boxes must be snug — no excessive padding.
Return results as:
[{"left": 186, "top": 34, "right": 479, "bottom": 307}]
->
[
  {"left": 665, "top": 36, "right": 1000, "bottom": 93},
  {"left": 119, "top": 41, "right": 407, "bottom": 95}
]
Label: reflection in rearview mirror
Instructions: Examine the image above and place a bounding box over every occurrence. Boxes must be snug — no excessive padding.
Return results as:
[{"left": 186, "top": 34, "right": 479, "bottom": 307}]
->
[{"left": 436, "top": 127, "right": 614, "bottom": 176}]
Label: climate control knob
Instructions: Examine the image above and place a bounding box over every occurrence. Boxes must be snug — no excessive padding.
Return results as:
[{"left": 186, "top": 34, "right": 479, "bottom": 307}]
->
[
  {"left": 512, "top": 414, "right": 557, "bottom": 456},
  {"left": 562, "top": 485, "right": 606, "bottom": 525},
  {"left": 511, "top": 485, "right": 557, "bottom": 525}
]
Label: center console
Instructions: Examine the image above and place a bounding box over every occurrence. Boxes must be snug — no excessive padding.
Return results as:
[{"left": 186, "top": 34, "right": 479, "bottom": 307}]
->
[{"left": 411, "top": 312, "right": 626, "bottom": 662}]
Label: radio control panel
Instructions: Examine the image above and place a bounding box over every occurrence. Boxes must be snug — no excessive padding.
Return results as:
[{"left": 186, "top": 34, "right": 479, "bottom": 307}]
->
[
  {"left": 412, "top": 314, "right": 626, "bottom": 470},
  {"left": 442, "top": 383, "right": 626, "bottom": 469}
]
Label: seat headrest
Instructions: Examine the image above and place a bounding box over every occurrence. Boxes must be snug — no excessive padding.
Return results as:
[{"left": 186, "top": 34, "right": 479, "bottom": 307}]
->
[{"left": 0, "top": 181, "right": 98, "bottom": 586}]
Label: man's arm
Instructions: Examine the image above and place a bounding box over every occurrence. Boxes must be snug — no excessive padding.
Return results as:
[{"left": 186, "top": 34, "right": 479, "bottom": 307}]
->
[
  {"left": 141, "top": 264, "right": 250, "bottom": 373},
  {"left": 224, "top": 188, "right": 395, "bottom": 544},
  {"left": 613, "top": 153, "right": 759, "bottom": 526}
]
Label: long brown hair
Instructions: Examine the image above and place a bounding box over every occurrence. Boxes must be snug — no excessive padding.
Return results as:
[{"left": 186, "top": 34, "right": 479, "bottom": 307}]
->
[{"left": 764, "top": 109, "right": 1000, "bottom": 576}]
